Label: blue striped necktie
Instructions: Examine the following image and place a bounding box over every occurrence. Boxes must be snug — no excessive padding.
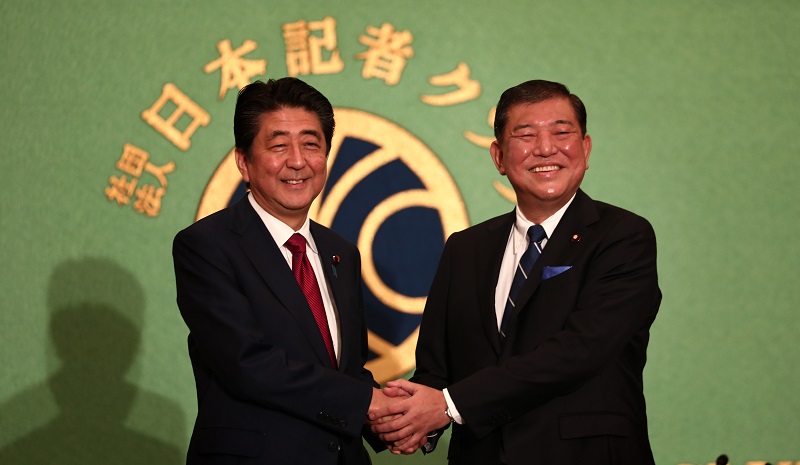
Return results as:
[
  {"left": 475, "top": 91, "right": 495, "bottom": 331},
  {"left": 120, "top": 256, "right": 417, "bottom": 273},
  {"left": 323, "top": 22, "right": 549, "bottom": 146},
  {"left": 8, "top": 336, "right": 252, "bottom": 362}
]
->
[{"left": 500, "top": 224, "right": 547, "bottom": 339}]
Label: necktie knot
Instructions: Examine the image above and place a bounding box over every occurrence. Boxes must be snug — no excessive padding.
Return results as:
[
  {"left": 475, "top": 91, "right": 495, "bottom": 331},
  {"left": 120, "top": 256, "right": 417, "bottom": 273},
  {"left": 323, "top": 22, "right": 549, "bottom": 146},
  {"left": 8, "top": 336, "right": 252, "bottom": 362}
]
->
[
  {"left": 285, "top": 233, "right": 307, "bottom": 255},
  {"left": 527, "top": 224, "right": 547, "bottom": 244}
]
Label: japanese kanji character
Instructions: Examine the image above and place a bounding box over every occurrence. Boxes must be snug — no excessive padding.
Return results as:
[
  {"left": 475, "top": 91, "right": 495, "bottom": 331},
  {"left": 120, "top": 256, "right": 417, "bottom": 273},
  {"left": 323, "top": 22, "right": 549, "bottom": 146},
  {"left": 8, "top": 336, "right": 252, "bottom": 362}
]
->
[
  {"left": 105, "top": 175, "right": 137, "bottom": 206},
  {"left": 116, "top": 143, "right": 150, "bottom": 177},
  {"left": 421, "top": 62, "right": 481, "bottom": 106},
  {"left": 141, "top": 83, "right": 210, "bottom": 151},
  {"left": 115, "top": 144, "right": 175, "bottom": 188},
  {"left": 133, "top": 184, "right": 166, "bottom": 217},
  {"left": 145, "top": 160, "right": 175, "bottom": 188},
  {"left": 204, "top": 39, "right": 267, "bottom": 100},
  {"left": 356, "top": 23, "right": 414, "bottom": 85},
  {"left": 283, "top": 17, "right": 344, "bottom": 76}
]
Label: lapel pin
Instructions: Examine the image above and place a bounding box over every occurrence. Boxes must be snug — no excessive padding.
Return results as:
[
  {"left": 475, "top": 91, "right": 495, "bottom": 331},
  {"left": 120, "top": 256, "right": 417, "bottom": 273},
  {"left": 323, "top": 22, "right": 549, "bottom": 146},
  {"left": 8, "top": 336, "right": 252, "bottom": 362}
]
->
[
  {"left": 571, "top": 234, "right": 581, "bottom": 242},
  {"left": 331, "top": 255, "right": 340, "bottom": 278}
]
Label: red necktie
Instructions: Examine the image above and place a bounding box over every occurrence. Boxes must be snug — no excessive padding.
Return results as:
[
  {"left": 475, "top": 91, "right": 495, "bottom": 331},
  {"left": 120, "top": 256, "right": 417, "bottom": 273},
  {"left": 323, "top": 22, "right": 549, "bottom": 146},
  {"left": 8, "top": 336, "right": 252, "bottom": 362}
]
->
[{"left": 285, "top": 233, "right": 337, "bottom": 368}]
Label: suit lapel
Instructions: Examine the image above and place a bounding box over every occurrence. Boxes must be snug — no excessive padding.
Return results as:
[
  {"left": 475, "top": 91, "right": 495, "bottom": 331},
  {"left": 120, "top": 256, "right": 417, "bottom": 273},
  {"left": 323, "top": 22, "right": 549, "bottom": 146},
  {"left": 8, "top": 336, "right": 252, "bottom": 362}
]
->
[
  {"left": 230, "top": 199, "right": 333, "bottom": 368},
  {"left": 477, "top": 212, "right": 516, "bottom": 355},
  {"left": 310, "top": 222, "right": 347, "bottom": 372},
  {"left": 508, "top": 190, "right": 599, "bottom": 330}
]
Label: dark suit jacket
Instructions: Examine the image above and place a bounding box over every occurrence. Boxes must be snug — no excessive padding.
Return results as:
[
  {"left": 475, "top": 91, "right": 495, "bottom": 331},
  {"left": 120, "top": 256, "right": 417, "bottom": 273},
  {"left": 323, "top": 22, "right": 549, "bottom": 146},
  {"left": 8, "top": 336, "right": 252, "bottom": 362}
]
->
[
  {"left": 173, "top": 198, "right": 380, "bottom": 465},
  {"left": 414, "top": 189, "right": 661, "bottom": 465}
]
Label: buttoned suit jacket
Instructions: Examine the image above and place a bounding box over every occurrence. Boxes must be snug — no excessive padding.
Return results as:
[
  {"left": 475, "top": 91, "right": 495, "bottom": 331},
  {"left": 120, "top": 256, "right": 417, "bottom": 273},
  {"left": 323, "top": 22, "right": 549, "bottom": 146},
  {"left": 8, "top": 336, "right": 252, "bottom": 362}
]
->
[
  {"left": 414, "top": 189, "right": 661, "bottom": 465},
  {"left": 173, "top": 197, "right": 381, "bottom": 465}
]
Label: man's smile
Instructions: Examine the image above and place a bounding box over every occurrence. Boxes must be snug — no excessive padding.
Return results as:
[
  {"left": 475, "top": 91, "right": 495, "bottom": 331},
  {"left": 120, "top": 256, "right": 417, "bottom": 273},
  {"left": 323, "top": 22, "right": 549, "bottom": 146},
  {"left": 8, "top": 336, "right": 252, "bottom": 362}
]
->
[{"left": 531, "top": 165, "right": 561, "bottom": 173}]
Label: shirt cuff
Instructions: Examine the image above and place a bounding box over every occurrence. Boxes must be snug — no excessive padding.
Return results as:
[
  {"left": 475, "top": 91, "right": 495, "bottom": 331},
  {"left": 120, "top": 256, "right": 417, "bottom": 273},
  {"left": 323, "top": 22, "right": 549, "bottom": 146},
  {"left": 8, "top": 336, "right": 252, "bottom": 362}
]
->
[{"left": 443, "top": 388, "right": 464, "bottom": 424}]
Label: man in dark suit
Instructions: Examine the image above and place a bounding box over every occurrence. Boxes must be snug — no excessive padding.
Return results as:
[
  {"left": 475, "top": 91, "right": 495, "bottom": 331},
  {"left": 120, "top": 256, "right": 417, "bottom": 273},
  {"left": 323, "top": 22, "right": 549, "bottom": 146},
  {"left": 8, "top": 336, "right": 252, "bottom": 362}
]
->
[
  {"left": 370, "top": 80, "right": 661, "bottom": 464},
  {"left": 173, "top": 78, "right": 393, "bottom": 464}
]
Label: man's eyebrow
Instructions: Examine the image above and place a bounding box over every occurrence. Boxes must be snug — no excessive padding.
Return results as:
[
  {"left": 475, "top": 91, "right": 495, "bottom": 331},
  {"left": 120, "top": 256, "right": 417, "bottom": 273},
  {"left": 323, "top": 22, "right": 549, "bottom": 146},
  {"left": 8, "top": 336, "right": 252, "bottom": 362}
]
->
[
  {"left": 510, "top": 120, "right": 576, "bottom": 133},
  {"left": 300, "top": 129, "right": 322, "bottom": 139},
  {"left": 265, "top": 129, "right": 322, "bottom": 140},
  {"left": 265, "top": 130, "right": 288, "bottom": 141}
]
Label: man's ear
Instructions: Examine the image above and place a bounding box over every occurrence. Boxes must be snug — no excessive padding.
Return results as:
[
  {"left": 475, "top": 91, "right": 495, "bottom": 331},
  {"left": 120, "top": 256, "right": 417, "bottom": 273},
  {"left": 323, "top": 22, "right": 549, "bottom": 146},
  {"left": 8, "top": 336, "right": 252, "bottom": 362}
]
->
[
  {"left": 234, "top": 148, "right": 250, "bottom": 183},
  {"left": 489, "top": 140, "right": 506, "bottom": 175},
  {"left": 582, "top": 134, "right": 592, "bottom": 169}
]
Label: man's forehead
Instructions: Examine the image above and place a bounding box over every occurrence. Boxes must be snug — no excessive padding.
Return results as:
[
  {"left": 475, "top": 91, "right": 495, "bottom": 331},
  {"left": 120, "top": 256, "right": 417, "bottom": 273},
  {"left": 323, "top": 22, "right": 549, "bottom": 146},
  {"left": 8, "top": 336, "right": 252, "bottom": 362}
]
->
[
  {"left": 258, "top": 108, "right": 323, "bottom": 132},
  {"left": 507, "top": 99, "right": 576, "bottom": 125},
  {"left": 511, "top": 98, "right": 575, "bottom": 117}
]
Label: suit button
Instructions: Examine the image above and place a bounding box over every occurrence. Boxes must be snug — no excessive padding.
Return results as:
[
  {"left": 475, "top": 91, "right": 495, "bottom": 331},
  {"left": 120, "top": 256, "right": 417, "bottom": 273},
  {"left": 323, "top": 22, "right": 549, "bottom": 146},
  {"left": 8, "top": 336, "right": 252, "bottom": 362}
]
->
[
  {"left": 339, "top": 420, "right": 347, "bottom": 428},
  {"left": 328, "top": 442, "right": 340, "bottom": 452}
]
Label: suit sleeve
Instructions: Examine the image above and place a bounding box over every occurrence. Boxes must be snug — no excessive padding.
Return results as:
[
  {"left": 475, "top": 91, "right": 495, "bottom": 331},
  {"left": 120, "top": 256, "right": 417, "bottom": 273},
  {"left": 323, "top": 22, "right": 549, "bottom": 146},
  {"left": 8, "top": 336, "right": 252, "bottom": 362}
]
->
[
  {"left": 412, "top": 234, "right": 456, "bottom": 391},
  {"left": 173, "top": 225, "right": 372, "bottom": 438},
  {"left": 444, "top": 217, "right": 660, "bottom": 439}
]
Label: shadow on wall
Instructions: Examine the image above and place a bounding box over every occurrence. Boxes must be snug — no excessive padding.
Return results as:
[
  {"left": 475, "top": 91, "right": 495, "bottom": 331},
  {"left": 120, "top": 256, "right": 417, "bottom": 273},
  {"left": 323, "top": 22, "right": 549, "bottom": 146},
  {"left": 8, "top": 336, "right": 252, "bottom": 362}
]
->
[{"left": 0, "top": 257, "right": 184, "bottom": 464}]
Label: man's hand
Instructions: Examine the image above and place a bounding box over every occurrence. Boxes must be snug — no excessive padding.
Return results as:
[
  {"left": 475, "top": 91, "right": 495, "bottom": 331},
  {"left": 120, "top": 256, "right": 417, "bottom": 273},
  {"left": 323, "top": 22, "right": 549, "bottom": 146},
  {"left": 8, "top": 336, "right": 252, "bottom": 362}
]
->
[
  {"left": 367, "top": 387, "right": 421, "bottom": 454},
  {"left": 368, "top": 387, "right": 405, "bottom": 421},
  {"left": 368, "top": 380, "right": 451, "bottom": 454}
]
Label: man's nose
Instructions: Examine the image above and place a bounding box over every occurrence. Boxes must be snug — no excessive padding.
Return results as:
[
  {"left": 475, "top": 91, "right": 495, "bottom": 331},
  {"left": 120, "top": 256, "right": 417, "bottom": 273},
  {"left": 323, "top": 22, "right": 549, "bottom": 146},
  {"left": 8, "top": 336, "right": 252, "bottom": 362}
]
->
[
  {"left": 286, "top": 144, "right": 306, "bottom": 168},
  {"left": 533, "top": 133, "right": 557, "bottom": 156}
]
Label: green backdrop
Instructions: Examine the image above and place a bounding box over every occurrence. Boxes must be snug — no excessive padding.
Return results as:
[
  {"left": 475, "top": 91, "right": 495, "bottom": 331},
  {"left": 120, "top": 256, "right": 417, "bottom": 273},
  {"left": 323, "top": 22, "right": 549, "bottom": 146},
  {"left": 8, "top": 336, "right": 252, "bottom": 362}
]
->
[{"left": 1, "top": 1, "right": 798, "bottom": 464}]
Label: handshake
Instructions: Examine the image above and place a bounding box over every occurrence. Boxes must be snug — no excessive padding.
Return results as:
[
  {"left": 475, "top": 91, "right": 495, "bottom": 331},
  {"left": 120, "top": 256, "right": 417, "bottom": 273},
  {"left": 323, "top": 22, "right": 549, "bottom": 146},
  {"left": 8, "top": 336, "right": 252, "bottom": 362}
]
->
[{"left": 367, "top": 380, "right": 453, "bottom": 455}]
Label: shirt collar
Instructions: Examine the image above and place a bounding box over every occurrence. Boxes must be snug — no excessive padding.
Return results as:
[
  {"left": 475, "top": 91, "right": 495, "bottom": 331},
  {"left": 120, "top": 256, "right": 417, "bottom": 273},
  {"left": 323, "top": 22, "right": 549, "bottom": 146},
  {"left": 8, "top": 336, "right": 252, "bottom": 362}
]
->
[
  {"left": 247, "top": 193, "right": 316, "bottom": 253},
  {"left": 512, "top": 194, "right": 576, "bottom": 254}
]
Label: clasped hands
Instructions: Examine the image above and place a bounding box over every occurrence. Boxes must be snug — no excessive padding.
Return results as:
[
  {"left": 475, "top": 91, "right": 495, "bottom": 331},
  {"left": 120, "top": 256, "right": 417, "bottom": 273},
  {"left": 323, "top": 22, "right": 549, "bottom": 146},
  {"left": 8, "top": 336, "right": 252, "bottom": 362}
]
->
[{"left": 367, "top": 380, "right": 452, "bottom": 455}]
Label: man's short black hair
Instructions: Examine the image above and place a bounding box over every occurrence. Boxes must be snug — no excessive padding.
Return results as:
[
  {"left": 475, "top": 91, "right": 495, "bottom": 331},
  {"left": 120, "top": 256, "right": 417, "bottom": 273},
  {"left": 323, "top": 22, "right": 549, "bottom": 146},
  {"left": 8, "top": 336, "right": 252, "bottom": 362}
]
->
[
  {"left": 234, "top": 77, "right": 335, "bottom": 160},
  {"left": 494, "top": 80, "right": 587, "bottom": 141}
]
